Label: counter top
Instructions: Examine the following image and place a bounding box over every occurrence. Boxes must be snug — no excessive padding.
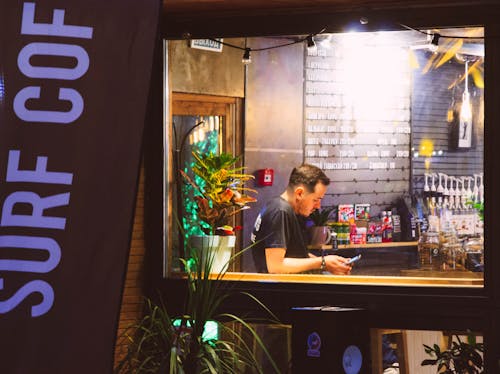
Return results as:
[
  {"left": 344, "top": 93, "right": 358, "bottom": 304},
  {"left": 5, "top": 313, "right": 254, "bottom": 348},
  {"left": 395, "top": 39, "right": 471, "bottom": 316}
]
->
[{"left": 216, "top": 271, "right": 483, "bottom": 287}]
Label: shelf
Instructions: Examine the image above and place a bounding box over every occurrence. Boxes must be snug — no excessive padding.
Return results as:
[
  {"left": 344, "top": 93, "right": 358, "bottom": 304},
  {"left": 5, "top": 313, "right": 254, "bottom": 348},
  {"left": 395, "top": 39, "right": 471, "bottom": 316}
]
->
[{"left": 308, "top": 241, "right": 418, "bottom": 250}]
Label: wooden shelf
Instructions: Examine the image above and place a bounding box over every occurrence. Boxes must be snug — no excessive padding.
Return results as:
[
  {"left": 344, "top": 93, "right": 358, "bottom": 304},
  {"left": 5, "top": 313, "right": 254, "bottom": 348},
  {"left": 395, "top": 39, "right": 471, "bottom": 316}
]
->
[{"left": 308, "top": 241, "right": 418, "bottom": 250}]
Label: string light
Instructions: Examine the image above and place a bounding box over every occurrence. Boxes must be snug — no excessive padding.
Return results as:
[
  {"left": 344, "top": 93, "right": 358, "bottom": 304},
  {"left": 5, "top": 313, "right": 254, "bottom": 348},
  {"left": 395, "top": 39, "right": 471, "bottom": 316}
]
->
[
  {"left": 306, "top": 35, "right": 317, "bottom": 54},
  {"left": 242, "top": 48, "right": 251, "bottom": 64},
  {"left": 306, "top": 35, "right": 316, "bottom": 49},
  {"left": 431, "top": 33, "right": 441, "bottom": 47},
  {"left": 195, "top": 24, "right": 483, "bottom": 65}
]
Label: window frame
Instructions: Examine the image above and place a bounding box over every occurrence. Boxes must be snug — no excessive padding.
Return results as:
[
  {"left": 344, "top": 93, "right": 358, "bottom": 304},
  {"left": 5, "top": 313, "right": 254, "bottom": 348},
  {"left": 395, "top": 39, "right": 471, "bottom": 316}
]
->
[{"left": 155, "top": 5, "right": 500, "bottom": 370}]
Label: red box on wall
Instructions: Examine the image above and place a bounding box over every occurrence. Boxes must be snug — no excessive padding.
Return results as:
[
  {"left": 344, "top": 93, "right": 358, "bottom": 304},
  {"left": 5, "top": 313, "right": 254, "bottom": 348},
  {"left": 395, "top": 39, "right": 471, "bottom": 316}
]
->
[{"left": 257, "top": 168, "right": 274, "bottom": 186}]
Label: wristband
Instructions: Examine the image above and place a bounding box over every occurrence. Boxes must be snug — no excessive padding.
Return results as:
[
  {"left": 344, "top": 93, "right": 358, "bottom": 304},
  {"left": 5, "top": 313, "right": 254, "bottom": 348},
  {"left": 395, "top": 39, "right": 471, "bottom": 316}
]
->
[{"left": 320, "top": 255, "right": 326, "bottom": 271}]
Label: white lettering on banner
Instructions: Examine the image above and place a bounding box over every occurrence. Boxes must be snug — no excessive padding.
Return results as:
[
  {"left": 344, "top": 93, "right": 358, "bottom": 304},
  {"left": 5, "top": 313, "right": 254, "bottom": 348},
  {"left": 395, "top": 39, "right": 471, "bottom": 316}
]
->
[
  {"left": 14, "top": 86, "right": 84, "bottom": 123},
  {"left": 21, "top": 2, "right": 93, "bottom": 38},
  {"left": 14, "top": 2, "right": 93, "bottom": 124},
  {"left": 0, "top": 279, "right": 54, "bottom": 318},
  {"left": 0, "top": 236, "right": 61, "bottom": 273},
  {"left": 6, "top": 150, "right": 73, "bottom": 184},
  {"left": 0, "top": 2, "right": 92, "bottom": 318},
  {"left": 2, "top": 192, "right": 70, "bottom": 229},
  {"left": 18, "top": 42, "right": 90, "bottom": 79},
  {"left": 0, "top": 151, "right": 72, "bottom": 316}
]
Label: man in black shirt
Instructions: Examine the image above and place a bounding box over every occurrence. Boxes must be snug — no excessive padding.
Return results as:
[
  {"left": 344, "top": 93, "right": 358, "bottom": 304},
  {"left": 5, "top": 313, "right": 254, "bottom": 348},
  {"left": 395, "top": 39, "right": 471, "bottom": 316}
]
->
[{"left": 251, "top": 164, "right": 352, "bottom": 274}]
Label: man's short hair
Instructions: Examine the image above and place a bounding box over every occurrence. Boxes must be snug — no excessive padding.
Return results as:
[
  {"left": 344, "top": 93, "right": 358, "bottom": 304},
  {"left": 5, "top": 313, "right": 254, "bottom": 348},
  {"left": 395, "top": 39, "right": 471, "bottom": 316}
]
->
[{"left": 288, "top": 164, "right": 330, "bottom": 193}]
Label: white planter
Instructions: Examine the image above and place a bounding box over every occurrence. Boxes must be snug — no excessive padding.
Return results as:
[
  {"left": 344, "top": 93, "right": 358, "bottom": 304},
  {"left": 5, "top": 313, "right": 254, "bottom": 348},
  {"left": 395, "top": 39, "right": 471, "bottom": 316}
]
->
[{"left": 189, "top": 235, "right": 236, "bottom": 273}]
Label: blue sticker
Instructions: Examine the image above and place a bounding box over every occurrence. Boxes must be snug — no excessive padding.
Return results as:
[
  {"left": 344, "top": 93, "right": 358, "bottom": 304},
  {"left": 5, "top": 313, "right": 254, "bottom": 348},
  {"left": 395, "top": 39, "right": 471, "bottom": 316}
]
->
[
  {"left": 342, "top": 345, "right": 363, "bottom": 374},
  {"left": 307, "top": 332, "right": 321, "bottom": 357}
]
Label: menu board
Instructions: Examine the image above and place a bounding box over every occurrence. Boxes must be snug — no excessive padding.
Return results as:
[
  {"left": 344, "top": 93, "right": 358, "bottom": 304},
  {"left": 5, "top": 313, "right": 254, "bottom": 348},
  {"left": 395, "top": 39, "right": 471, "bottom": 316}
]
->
[{"left": 304, "top": 33, "right": 412, "bottom": 213}]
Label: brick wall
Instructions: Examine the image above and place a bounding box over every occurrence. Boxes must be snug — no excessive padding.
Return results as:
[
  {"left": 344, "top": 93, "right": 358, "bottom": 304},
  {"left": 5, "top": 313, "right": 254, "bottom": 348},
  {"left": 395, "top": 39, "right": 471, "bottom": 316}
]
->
[{"left": 114, "top": 164, "right": 146, "bottom": 366}]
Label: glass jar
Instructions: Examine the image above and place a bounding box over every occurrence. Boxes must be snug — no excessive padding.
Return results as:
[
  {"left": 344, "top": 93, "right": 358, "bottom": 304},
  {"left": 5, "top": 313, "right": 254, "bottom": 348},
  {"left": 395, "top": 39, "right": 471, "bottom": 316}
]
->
[
  {"left": 418, "top": 231, "right": 440, "bottom": 270},
  {"left": 464, "top": 236, "right": 484, "bottom": 272},
  {"left": 441, "top": 242, "right": 465, "bottom": 271}
]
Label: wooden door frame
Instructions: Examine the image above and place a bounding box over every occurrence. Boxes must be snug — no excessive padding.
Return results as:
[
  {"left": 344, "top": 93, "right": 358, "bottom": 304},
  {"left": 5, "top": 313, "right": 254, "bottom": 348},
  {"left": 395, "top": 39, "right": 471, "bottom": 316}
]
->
[{"left": 167, "top": 92, "right": 244, "bottom": 274}]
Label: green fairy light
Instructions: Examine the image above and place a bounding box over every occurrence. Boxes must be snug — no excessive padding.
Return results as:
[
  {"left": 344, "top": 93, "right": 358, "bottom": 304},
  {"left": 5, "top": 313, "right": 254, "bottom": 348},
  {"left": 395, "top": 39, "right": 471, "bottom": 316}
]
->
[{"left": 180, "top": 125, "right": 220, "bottom": 241}]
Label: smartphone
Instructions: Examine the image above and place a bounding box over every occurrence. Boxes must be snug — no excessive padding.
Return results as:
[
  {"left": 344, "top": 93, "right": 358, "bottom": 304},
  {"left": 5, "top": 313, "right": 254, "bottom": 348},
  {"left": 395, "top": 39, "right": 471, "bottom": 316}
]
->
[{"left": 346, "top": 254, "right": 362, "bottom": 265}]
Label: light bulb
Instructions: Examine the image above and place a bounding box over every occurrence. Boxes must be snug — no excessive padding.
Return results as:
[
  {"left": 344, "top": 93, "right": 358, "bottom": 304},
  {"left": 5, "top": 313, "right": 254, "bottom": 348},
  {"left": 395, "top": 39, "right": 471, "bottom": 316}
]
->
[
  {"left": 242, "top": 48, "right": 251, "bottom": 64},
  {"left": 306, "top": 35, "right": 317, "bottom": 55}
]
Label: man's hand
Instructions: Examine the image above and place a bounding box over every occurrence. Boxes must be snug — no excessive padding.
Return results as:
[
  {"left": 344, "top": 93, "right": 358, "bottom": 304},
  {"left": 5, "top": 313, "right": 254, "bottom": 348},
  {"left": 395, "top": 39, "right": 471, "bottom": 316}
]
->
[{"left": 324, "top": 255, "right": 352, "bottom": 275}]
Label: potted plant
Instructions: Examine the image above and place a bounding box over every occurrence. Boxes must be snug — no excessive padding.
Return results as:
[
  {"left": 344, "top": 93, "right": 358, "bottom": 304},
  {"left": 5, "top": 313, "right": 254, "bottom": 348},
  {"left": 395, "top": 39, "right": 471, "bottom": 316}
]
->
[
  {"left": 308, "top": 207, "right": 334, "bottom": 247},
  {"left": 181, "top": 151, "right": 257, "bottom": 273},
  {"left": 421, "top": 332, "right": 484, "bottom": 373},
  {"left": 115, "top": 245, "right": 280, "bottom": 374}
]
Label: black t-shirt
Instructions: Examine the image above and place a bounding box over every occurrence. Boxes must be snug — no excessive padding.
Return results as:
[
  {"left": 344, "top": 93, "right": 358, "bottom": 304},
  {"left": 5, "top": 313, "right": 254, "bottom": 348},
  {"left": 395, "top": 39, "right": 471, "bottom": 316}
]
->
[{"left": 251, "top": 196, "right": 309, "bottom": 273}]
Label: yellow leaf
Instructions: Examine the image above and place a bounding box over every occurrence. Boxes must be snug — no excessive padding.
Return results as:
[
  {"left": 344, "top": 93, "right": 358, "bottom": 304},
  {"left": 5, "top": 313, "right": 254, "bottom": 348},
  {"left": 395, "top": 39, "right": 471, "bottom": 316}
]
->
[
  {"left": 470, "top": 65, "right": 484, "bottom": 88},
  {"left": 436, "top": 39, "right": 463, "bottom": 68}
]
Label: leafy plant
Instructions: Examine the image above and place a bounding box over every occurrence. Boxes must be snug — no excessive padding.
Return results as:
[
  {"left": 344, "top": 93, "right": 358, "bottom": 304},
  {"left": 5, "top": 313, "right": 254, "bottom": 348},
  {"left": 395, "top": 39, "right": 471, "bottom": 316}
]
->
[
  {"left": 182, "top": 152, "right": 257, "bottom": 235},
  {"left": 309, "top": 207, "right": 334, "bottom": 226},
  {"left": 467, "top": 201, "right": 484, "bottom": 222},
  {"left": 421, "top": 333, "right": 484, "bottom": 373},
  {"left": 115, "top": 244, "right": 280, "bottom": 374}
]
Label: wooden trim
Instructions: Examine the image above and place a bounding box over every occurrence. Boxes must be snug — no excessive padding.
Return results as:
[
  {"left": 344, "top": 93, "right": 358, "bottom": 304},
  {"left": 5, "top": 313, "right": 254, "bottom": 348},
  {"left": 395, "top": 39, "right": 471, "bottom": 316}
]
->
[
  {"left": 172, "top": 92, "right": 238, "bottom": 104},
  {"left": 169, "top": 93, "right": 245, "bottom": 272},
  {"left": 169, "top": 271, "right": 483, "bottom": 287}
]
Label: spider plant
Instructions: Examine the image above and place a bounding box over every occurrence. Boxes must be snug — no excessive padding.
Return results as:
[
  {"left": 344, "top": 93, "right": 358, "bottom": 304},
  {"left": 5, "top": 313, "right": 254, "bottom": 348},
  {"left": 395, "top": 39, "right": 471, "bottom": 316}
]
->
[
  {"left": 308, "top": 207, "right": 334, "bottom": 226},
  {"left": 115, "top": 242, "right": 280, "bottom": 374}
]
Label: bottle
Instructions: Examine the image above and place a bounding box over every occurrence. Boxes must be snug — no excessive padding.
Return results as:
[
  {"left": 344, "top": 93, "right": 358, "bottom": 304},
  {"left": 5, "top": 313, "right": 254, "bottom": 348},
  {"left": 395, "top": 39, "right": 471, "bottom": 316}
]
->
[
  {"left": 418, "top": 231, "right": 440, "bottom": 270},
  {"left": 331, "top": 231, "right": 338, "bottom": 250},
  {"left": 382, "top": 211, "right": 393, "bottom": 243}
]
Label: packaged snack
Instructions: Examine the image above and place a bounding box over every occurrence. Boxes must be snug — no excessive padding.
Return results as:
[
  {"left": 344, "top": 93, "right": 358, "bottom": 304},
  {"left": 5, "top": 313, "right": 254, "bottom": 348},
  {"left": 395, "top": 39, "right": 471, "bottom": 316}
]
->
[
  {"left": 350, "top": 226, "right": 367, "bottom": 244},
  {"left": 355, "top": 203, "right": 371, "bottom": 220},
  {"left": 338, "top": 204, "right": 355, "bottom": 222}
]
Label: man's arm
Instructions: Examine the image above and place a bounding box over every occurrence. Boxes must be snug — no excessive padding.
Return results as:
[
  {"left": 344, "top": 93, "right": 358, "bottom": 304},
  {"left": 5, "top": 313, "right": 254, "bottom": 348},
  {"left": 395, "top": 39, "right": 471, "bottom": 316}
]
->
[{"left": 265, "top": 248, "right": 352, "bottom": 274}]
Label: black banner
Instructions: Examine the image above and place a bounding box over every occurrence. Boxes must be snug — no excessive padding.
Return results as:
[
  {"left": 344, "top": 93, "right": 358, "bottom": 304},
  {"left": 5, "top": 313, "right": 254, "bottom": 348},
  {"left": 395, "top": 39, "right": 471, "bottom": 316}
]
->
[{"left": 0, "top": 1, "right": 159, "bottom": 372}]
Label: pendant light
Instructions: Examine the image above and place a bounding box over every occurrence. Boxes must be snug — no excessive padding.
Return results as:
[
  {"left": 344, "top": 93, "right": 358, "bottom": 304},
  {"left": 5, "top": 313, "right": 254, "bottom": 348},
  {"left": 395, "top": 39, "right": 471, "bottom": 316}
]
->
[{"left": 458, "top": 59, "right": 472, "bottom": 147}]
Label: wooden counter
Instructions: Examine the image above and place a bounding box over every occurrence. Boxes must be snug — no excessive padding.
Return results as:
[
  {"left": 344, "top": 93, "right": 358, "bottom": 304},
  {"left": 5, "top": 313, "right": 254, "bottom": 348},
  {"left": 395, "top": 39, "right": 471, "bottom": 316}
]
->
[
  {"left": 216, "top": 272, "right": 483, "bottom": 287},
  {"left": 172, "top": 241, "right": 483, "bottom": 287}
]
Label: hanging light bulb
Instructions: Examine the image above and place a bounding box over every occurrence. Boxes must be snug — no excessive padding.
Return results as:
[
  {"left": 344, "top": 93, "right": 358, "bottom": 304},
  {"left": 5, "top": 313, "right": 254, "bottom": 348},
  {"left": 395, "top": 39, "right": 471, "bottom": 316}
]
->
[
  {"left": 459, "top": 59, "right": 473, "bottom": 148},
  {"left": 242, "top": 48, "right": 251, "bottom": 64},
  {"left": 430, "top": 33, "right": 440, "bottom": 53},
  {"left": 306, "top": 35, "right": 317, "bottom": 54}
]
